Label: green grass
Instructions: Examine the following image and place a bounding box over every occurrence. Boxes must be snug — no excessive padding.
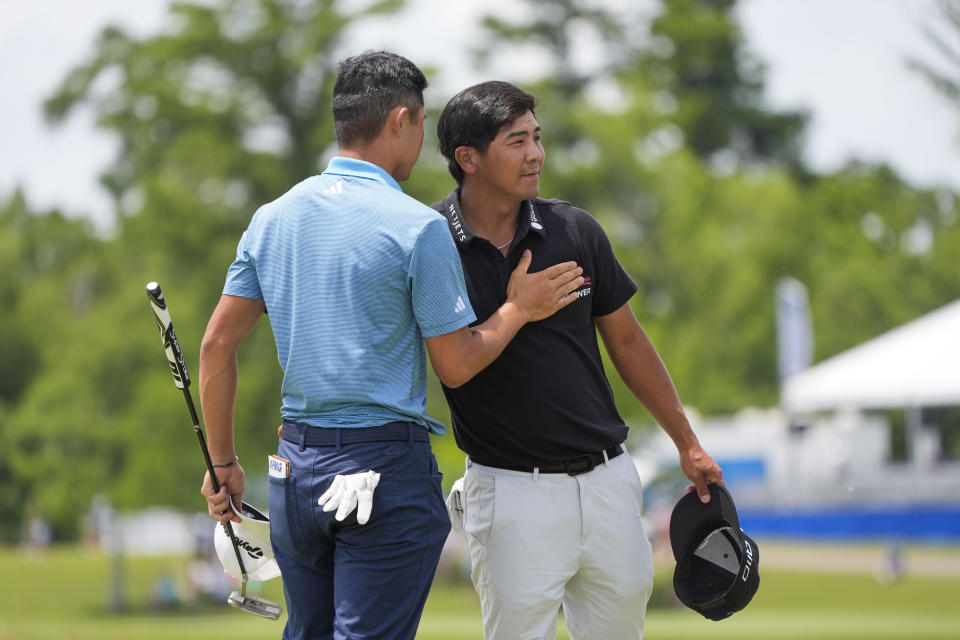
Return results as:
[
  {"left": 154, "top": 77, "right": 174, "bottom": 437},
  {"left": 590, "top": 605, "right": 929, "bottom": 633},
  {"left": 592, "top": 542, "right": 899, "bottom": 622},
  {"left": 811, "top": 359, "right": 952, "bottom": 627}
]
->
[{"left": 1, "top": 545, "right": 959, "bottom": 639}]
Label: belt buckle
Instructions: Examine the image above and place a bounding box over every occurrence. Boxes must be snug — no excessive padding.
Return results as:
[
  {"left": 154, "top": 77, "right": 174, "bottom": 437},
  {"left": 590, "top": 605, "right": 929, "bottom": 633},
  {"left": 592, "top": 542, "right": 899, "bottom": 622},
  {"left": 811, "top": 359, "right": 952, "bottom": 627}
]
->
[{"left": 564, "top": 454, "right": 594, "bottom": 476}]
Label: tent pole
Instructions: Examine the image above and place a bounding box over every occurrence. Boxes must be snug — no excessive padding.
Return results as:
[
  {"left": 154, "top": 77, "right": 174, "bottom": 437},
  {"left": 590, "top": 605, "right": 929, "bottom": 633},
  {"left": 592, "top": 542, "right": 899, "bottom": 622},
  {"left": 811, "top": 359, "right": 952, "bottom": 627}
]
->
[{"left": 905, "top": 405, "right": 922, "bottom": 468}]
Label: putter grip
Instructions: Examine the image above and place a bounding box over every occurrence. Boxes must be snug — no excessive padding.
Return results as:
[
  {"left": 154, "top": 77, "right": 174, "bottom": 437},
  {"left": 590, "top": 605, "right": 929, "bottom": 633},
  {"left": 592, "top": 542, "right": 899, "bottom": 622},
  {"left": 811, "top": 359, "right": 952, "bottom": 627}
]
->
[
  {"left": 146, "top": 282, "right": 191, "bottom": 390},
  {"left": 145, "top": 281, "right": 223, "bottom": 494}
]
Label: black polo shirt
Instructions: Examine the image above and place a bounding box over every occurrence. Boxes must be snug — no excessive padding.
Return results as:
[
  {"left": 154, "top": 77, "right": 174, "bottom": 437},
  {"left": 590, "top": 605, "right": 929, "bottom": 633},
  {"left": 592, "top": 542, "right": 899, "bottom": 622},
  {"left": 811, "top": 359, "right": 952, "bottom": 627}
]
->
[{"left": 432, "top": 189, "right": 638, "bottom": 467}]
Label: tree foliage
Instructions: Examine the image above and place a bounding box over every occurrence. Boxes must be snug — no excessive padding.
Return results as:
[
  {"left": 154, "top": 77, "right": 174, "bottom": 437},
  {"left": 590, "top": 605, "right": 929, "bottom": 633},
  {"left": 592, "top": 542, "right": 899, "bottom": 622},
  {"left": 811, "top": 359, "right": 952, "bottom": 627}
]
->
[
  {"left": 4, "top": 0, "right": 407, "bottom": 540},
  {"left": 640, "top": 0, "right": 808, "bottom": 170},
  {"left": 909, "top": 0, "right": 960, "bottom": 123}
]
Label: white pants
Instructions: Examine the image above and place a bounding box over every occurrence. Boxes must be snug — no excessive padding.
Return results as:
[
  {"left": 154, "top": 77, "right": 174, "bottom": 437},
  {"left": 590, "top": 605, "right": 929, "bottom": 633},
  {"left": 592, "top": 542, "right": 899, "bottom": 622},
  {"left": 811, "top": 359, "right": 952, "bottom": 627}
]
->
[{"left": 461, "top": 450, "right": 654, "bottom": 640}]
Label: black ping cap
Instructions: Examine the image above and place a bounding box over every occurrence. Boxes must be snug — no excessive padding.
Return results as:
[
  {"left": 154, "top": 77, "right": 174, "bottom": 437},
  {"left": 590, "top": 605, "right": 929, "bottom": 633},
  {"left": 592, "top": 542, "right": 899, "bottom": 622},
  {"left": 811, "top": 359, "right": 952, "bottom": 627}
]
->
[{"left": 669, "top": 483, "right": 759, "bottom": 620}]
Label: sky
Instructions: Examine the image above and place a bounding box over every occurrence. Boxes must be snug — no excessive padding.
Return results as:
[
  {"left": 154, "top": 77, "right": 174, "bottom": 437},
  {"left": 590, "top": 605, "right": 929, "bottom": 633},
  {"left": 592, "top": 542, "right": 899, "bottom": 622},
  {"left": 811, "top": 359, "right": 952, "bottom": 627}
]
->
[{"left": 1, "top": 0, "right": 958, "bottom": 232}]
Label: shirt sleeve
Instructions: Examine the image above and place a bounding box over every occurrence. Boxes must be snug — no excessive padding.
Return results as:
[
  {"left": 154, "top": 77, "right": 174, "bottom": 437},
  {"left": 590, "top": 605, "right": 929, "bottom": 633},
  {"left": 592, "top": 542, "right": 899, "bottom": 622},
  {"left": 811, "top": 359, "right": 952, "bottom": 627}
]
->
[
  {"left": 576, "top": 210, "right": 637, "bottom": 316},
  {"left": 223, "top": 228, "right": 264, "bottom": 300},
  {"left": 409, "top": 217, "right": 477, "bottom": 337}
]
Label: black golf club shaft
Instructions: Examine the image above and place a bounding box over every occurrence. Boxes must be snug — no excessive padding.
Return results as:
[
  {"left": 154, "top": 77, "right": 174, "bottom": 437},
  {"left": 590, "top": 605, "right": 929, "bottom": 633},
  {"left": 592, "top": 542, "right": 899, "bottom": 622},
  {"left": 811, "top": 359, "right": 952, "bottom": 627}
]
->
[{"left": 145, "top": 281, "right": 249, "bottom": 584}]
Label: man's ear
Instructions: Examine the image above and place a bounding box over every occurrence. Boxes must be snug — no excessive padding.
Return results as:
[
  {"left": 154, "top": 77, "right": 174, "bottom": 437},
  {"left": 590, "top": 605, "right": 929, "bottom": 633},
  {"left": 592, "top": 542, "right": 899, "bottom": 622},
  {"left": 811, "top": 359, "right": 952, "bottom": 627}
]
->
[
  {"left": 454, "top": 146, "right": 479, "bottom": 177},
  {"left": 387, "top": 105, "right": 408, "bottom": 135}
]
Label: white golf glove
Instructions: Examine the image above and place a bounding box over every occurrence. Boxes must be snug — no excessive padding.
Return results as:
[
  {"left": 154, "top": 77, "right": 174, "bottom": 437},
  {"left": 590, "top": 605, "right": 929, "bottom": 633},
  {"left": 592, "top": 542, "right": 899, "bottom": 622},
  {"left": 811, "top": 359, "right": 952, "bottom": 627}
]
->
[
  {"left": 445, "top": 477, "right": 465, "bottom": 532},
  {"left": 317, "top": 470, "right": 381, "bottom": 525}
]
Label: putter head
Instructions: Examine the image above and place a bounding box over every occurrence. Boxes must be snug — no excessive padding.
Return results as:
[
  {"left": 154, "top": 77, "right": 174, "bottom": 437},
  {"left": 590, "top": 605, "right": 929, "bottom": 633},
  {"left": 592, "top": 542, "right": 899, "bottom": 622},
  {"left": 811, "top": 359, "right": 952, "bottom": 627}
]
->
[{"left": 227, "top": 590, "right": 283, "bottom": 620}]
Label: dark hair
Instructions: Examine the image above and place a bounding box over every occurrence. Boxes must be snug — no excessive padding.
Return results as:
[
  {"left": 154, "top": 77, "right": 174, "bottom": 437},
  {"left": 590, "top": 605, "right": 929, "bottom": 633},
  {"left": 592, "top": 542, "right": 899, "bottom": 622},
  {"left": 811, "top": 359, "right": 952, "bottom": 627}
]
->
[
  {"left": 332, "top": 51, "right": 428, "bottom": 147},
  {"left": 437, "top": 81, "right": 537, "bottom": 185}
]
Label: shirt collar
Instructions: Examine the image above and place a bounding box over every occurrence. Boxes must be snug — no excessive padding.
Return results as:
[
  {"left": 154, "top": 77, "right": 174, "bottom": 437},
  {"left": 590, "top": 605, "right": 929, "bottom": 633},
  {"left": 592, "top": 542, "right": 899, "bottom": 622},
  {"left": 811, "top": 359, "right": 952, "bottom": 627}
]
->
[
  {"left": 323, "top": 157, "right": 403, "bottom": 192},
  {"left": 439, "top": 188, "right": 546, "bottom": 249}
]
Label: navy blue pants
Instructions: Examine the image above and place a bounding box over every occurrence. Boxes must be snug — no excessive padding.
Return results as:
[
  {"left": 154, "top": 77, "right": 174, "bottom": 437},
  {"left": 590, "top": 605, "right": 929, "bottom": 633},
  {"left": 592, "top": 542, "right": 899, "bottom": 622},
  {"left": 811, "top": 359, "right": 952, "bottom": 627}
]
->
[{"left": 269, "top": 425, "right": 450, "bottom": 640}]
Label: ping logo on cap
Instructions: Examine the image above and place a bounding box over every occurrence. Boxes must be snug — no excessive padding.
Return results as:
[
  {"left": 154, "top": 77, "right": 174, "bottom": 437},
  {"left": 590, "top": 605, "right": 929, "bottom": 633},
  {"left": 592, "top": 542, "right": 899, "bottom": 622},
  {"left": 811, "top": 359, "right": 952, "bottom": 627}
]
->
[{"left": 741, "top": 537, "right": 754, "bottom": 581}]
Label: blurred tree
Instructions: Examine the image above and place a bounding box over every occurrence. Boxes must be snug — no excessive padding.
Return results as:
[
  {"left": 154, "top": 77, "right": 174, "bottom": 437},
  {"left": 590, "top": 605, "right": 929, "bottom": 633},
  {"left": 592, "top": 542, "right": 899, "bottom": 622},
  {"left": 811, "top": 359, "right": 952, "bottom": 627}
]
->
[
  {"left": 0, "top": 193, "right": 44, "bottom": 406},
  {"left": 639, "top": 0, "right": 809, "bottom": 171},
  {"left": 478, "top": 0, "right": 809, "bottom": 171},
  {"left": 908, "top": 0, "right": 960, "bottom": 137},
  {"left": 0, "top": 192, "right": 104, "bottom": 540},
  {"left": 8, "top": 0, "right": 407, "bottom": 539},
  {"left": 623, "top": 158, "right": 960, "bottom": 414},
  {"left": 476, "top": 0, "right": 626, "bottom": 98},
  {"left": 799, "top": 164, "right": 960, "bottom": 358}
]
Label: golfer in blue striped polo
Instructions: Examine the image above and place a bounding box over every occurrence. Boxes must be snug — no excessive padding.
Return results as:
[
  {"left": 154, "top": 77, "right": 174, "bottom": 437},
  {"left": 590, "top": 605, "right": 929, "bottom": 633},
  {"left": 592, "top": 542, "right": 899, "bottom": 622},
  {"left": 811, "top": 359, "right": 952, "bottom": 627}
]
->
[{"left": 197, "top": 51, "right": 585, "bottom": 640}]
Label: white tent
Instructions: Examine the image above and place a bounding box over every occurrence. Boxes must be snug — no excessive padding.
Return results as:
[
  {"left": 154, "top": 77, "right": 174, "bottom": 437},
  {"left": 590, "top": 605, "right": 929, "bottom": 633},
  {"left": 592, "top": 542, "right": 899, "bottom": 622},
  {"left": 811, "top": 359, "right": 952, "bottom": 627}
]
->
[{"left": 781, "top": 299, "right": 960, "bottom": 412}]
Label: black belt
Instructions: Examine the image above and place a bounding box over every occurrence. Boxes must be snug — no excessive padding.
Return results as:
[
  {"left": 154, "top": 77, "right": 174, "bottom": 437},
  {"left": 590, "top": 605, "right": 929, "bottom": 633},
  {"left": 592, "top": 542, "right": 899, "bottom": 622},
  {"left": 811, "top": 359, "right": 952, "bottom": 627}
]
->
[
  {"left": 281, "top": 421, "right": 430, "bottom": 447},
  {"left": 472, "top": 445, "right": 624, "bottom": 476}
]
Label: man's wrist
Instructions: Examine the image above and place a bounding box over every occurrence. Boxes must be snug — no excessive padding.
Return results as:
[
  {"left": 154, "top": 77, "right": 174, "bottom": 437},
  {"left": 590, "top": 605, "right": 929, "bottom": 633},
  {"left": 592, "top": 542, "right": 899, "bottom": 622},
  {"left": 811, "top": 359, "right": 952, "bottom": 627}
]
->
[
  {"left": 669, "top": 427, "right": 700, "bottom": 452},
  {"left": 501, "top": 299, "right": 532, "bottom": 324},
  {"left": 213, "top": 455, "right": 239, "bottom": 468}
]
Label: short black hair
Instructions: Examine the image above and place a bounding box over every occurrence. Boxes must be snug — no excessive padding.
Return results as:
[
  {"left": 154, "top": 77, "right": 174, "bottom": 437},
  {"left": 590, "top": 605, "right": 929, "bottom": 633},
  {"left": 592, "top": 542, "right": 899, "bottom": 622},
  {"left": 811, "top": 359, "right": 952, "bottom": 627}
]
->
[
  {"left": 332, "top": 51, "right": 428, "bottom": 147},
  {"left": 437, "top": 81, "right": 537, "bottom": 185}
]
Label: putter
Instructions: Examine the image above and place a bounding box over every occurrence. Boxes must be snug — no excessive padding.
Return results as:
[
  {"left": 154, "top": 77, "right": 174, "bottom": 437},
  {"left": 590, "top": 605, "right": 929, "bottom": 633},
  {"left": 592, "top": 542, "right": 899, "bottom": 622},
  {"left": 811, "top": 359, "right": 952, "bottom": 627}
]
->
[
  {"left": 146, "top": 281, "right": 283, "bottom": 620},
  {"left": 228, "top": 581, "right": 283, "bottom": 619}
]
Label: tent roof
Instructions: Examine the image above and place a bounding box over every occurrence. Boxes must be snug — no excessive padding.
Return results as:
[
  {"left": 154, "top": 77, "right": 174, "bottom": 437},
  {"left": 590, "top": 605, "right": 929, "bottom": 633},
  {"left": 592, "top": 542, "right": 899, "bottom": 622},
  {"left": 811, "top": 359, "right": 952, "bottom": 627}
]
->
[{"left": 781, "top": 299, "right": 960, "bottom": 411}]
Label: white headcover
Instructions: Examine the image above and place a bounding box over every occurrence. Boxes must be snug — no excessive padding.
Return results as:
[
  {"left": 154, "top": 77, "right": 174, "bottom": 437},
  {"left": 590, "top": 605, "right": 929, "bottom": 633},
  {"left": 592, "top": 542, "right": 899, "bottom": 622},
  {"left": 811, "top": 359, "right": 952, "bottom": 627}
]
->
[{"left": 214, "top": 501, "right": 281, "bottom": 581}]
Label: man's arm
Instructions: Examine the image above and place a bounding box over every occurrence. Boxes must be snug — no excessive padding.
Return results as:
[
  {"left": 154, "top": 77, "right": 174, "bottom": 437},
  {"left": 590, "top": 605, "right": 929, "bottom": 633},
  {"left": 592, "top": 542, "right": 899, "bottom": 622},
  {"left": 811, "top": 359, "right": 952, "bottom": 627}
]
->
[
  {"left": 596, "top": 302, "right": 723, "bottom": 503},
  {"left": 198, "top": 294, "right": 265, "bottom": 523},
  {"left": 426, "top": 249, "right": 583, "bottom": 388}
]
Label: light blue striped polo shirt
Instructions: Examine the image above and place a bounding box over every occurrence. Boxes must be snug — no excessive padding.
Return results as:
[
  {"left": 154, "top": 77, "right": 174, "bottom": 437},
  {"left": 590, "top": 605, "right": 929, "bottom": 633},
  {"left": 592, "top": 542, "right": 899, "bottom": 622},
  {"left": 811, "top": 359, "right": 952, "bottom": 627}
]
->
[{"left": 223, "top": 157, "right": 476, "bottom": 434}]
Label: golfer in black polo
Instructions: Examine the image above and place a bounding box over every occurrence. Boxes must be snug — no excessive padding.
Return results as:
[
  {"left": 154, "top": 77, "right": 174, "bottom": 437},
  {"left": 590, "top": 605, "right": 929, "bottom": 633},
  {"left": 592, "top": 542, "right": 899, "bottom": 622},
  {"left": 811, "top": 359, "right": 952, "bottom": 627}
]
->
[{"left": 433, "top": 81, "right": 724, "bottom": 639}]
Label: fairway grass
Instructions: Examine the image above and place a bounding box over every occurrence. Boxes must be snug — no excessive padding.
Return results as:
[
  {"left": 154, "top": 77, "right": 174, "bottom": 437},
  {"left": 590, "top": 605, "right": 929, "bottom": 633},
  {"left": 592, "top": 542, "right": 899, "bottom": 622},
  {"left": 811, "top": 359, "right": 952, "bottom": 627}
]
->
[
  {"left": 1, "top": 544, "right": 958, "bottom": 639},
  {"left": 644, "top": 608, "right": 960, "bottom": 639},
  {"left": 4, "top": 609, "right": 960, "bottom": 640}
]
